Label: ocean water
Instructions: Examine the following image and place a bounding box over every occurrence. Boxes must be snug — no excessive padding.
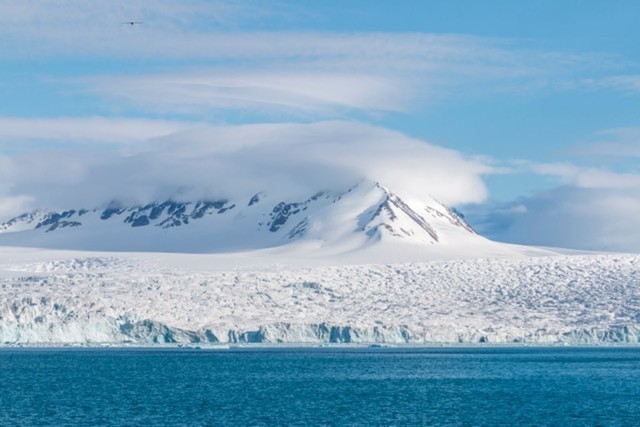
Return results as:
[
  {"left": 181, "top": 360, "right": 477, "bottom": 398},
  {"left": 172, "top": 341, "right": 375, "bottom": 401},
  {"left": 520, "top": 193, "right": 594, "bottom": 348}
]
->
[{"left": 1, "top": 347, "right": 639, "bottom": 426}]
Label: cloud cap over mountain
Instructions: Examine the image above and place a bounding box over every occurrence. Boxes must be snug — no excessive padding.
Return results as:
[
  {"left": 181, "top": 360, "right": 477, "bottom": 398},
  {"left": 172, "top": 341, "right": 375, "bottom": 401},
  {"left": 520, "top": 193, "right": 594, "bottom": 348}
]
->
[{"left": 0, "top": 120, "right": 491, "bottom": 218}]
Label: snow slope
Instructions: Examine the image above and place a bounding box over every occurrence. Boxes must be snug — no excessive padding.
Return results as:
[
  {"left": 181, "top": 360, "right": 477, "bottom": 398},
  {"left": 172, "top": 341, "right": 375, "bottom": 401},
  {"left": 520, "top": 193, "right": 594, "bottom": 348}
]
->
[
  {"left": 0, "top": 181, "right": 535, "bottom": 260},
  {"left": 1, "top": 248, "right": 638, "bottom": 345}
]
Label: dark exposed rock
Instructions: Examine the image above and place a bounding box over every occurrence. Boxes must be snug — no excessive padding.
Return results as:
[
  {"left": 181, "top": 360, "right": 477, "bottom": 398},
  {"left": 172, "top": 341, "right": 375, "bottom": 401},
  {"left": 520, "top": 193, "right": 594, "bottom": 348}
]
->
[
  {"left": 287, "top": 219, "right": 308, "bottom": 240},
  {"left": 131, "top": 215, "right": 150, "bottom": 227},
  {"left": 45, "top": 220, "right": 82, "bottom": 232},
  {"left": 268, "top": 202, "right": 302, "bottom": 232},
  {"left": 266, "top": 192, "right": 325, "bottom": 233},
  {"left": 120, "top": 199, "right": 229, "bottom": 229},
  {"left": 35, "top": 211, "right": 82, "bottom": 232},
  {"left": 100, "top": 202, "right": 126, "bottom": 220},
  {"left": 248, "top": 193, "right": 263, "bottom": 206}
]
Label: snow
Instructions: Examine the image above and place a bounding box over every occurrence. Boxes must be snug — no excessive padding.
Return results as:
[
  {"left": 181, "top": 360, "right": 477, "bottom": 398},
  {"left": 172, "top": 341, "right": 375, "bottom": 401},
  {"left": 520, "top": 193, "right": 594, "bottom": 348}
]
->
[
  {"left": 0, "top": 179, "right": 637, "bottom": 346},
  {"left": 1, "top": 247, "right": 638, "bottom": 345},
  {"left": 0, "top": 181, "right": 511, "bottom": 257}
]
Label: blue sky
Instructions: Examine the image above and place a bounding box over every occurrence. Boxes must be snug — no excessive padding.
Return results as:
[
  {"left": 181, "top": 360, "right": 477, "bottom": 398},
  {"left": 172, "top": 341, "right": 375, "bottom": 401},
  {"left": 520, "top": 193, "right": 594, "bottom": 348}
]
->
[{"left": 1, "top": 0, "right": 639, "bottom": 251}]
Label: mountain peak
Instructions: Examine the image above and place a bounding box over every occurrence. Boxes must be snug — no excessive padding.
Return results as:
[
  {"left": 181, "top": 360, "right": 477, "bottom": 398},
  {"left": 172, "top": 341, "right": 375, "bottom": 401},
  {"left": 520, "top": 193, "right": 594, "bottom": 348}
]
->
[{"left": 0, "top": 181, "right": 485, "bottom": 255}]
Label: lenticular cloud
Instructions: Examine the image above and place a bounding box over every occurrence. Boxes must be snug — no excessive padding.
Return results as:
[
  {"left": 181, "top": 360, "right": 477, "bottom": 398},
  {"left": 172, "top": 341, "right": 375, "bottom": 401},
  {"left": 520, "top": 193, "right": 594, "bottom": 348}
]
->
[{"left": 0, "top": 120, "right": 492, "bottom": 217}]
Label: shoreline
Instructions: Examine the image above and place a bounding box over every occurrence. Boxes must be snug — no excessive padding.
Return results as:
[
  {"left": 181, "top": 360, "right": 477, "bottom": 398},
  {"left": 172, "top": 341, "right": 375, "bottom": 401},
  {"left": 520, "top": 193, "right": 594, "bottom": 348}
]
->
[{"left": 2, "top": 342, "right": 640, "bottom": 350}]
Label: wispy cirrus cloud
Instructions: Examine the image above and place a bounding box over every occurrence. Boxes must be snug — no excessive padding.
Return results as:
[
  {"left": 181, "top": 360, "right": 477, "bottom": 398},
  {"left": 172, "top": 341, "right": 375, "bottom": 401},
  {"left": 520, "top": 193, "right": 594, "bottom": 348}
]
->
[
  {"left": 70, "top": 33, "right": 613, "bottom": 116},
  {"left": 0, "top": 0, "right": 276, "bottom": 56},
  {"left": 0, "top": 116, "right": 191, "bottom": 145},
  {"left": 81, "top": 70, "right": 414, "bottom": 116},
  {"left": 0, "top": 0, "right": 568, "bottom": 66},
  {"left": 531, "top": 162, "right": 640, "bottom": 189},
  {"left": 570, "top": 127, "right": 640, "bottom": 158},
  {"left": 586, "top": 75, "right": 640, "bottom": 94},
  {"left": 1, "top": 1, "right": 626, "bottom": 117}
]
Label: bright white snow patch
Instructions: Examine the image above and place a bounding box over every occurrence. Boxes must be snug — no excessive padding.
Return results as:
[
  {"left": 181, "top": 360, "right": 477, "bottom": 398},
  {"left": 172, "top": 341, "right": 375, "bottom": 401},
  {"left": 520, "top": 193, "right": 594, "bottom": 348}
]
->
[{"left": 1, "top": 249, "right": 638, "bottom": 345}]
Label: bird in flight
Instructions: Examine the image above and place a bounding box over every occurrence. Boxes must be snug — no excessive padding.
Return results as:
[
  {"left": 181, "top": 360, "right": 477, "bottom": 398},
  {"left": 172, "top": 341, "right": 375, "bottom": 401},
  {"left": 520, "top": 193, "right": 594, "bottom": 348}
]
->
[{"left": 122, "top": 21, "right": 143, "bottom": 26}]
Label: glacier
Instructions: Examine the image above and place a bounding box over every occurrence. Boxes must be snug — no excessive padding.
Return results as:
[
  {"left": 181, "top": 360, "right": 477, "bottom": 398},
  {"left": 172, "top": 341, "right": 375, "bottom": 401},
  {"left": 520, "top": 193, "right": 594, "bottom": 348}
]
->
[{"left": 1, "top": 251, "right": 639, "bottom": 345}]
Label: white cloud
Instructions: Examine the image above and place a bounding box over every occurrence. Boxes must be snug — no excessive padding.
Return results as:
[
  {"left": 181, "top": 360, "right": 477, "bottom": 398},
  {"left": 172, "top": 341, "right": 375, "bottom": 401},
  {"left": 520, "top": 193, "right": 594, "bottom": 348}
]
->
[
  {"left": 467, "top": 160, "right": 640, "bottom": 252},
  {"left": 0, "top": 0, "right": 267, "bottom": 52},
  {"left": 0, "top": 2, "right": 526, "bottom": 63},
  {"left": 1, "top": 1, "right": 618, "bottom": 118},
  {"left": 83, "top": 71, "right": 412, "bottom": 115},
  {"left": 0, "top": 196, "right": 34, "bottom": 220},
  {"left": 572, "top": 127, "right": 640, "bottom": 158},
  {"left": 471, "top": 186, "right": 640, "bottom": 253},
  {"left": 591, "top": 75, "right": 640, "bottom": 94},
  {"left": 0, "top": 116, "right": 191, "bottom": 145},
  {"left": 0, "top": 119, "right": 492, "bottom": 219},
  {"left": 69, "top": 33, "right": 607, "bottom": 116},
  {"left": 531, "top": 162, "right": 640, "bottom": 189}
]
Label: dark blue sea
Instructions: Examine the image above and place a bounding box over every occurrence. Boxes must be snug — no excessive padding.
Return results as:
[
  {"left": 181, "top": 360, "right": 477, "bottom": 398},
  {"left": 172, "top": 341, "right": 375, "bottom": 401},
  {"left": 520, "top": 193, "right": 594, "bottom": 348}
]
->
[{"left": 1, "top": 347, "right": 639, "bottom": 426}]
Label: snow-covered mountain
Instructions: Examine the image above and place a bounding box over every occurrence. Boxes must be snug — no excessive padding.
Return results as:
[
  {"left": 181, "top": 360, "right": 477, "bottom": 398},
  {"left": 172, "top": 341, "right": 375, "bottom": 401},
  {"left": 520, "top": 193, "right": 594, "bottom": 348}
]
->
[
  {"left": 10, "top": 180, "right": 624, "bottom": 346},
  {"left": 0, "top": 180, "right": 521, "bottom": 259}
]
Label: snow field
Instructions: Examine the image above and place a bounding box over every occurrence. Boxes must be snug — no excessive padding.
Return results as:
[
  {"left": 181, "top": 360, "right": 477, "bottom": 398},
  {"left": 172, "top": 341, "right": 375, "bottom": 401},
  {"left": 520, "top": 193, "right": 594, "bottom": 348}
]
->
[{"left": 1, "top": 253, "right": 639, "bottom": 345}]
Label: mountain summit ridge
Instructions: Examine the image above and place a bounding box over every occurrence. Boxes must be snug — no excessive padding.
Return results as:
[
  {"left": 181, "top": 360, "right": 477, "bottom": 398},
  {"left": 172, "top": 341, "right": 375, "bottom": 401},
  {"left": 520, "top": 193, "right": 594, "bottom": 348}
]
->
[{"left": 0, "top": 181, "right": 516, "bottom": 258}]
